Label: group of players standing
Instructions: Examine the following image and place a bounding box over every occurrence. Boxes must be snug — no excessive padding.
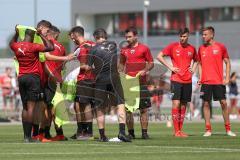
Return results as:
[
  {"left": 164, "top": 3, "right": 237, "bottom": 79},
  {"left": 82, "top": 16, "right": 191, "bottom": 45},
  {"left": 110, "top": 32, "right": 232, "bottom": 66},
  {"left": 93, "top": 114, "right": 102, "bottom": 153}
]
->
[{"left": 9, "top": 19, "right": 236, "bottom": 143}]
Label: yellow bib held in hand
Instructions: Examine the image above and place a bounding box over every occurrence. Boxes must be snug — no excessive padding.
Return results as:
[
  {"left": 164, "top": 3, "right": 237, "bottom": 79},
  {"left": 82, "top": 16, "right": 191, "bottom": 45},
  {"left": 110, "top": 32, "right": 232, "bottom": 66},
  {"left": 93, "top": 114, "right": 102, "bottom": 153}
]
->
[{"left": 120, "top": 73, "right": 141, "bottom": 112}]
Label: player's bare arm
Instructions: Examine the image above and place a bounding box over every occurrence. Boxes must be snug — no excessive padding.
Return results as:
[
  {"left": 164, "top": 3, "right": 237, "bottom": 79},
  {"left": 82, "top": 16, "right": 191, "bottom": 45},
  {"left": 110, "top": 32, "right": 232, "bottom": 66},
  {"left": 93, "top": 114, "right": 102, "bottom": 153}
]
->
[
  {"left": 223, "top": 58, "right": 231, "bottom": 85},
  {"left": 157, "top": 51, "right": 179, "bottom": 73}
]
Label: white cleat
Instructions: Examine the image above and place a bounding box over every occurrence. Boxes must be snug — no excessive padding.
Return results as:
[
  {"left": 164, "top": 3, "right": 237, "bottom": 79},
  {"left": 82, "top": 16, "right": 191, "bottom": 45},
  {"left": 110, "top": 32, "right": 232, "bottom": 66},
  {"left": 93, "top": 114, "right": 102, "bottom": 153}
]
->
[
  {"left": 203, "top": 131, "right": 212, "bottom": 137},
  {"left": 226, "top": 131, "right": 236, "bottom": 137}
]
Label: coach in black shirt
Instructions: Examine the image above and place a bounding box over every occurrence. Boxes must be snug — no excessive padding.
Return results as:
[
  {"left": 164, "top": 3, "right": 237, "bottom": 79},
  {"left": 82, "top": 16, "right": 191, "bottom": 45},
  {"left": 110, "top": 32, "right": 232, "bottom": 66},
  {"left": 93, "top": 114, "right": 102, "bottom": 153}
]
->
[{"left": 88, "top": 28, "right": 130, "bottom": 142}]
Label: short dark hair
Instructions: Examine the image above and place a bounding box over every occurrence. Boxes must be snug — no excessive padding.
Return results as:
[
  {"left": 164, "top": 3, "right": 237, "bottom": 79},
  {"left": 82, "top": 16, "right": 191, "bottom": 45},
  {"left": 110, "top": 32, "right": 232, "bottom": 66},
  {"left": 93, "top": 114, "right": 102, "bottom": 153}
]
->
[
  {"left": 125, "top": 27, "right": 138, "bottom": 35},
  {"left": 69, "top": 26, "right": 84, "bottom": 36},
  {"left": 25, "top": 29, "right": 36, "bottom": 41},
  {"left": 179, "top": 27, "right": 189, "bottom": 35},
  {"left": 37, "top": 20, "right": 52, "bottom": 28},
  {"left": 93, "top": 28, "right": 107, "bottom": 40},
  {"left": 49, "top": 25, "right": 60, "bottom": 34},
  {"left": 202, "top": 26, "right": 215, "bottom": 34}
]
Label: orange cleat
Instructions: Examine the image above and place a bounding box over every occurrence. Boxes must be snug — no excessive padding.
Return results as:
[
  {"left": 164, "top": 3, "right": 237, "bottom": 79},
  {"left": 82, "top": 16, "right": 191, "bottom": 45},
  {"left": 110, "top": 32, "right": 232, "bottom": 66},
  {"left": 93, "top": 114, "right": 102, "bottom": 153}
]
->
[
  {"left": 174, "top": 131, "right": 182, "bottom": 137},
  {"left": 35, "top": 134, "right": 52, "bottom": 142},
  {"left": 180, "top": 131, "right": 188, "bottom": 137},
  {"left": 174, "top": 131, "right": 188, "bottom": 138},
  {"left": 51, "top": 135, "right": 68, "bottom": 141},
  {"left": 41, "top": 137, "right": 52, "bottom": 143},
  {"left": 32, "top": 135, "right": 40, "bottom": 141}
]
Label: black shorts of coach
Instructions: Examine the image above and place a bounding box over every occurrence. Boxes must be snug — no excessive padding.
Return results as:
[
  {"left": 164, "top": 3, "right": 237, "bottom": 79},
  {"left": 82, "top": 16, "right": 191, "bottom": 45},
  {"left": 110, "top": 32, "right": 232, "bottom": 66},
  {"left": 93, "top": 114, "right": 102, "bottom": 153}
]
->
[
  {"left": 94, "top": 76, "right": 124, "bottom": 108},
  {"left": 18, "top": 74, "right": 41, "bottom": 109},
  {"left": 43, "top": 80, "right": 57, "bottom": 108},
  {"left": 200, "top": 84, "right": 226, "bottom": 101},
  {"left": 75, "top": 80, "right": 95, "bottom": 105},
  {"left": 170, "top": 81, "right": 192, "bottom": 103}
]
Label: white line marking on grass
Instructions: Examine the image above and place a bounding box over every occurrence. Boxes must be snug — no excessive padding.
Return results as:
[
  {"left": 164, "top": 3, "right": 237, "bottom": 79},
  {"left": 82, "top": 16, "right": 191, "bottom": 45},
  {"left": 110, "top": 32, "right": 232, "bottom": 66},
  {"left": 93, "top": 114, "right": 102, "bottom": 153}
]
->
[
  {"left": 0, "top": 150, "right": 239, "bottom": 155},
  {"left": 0, "top": 143, "right": 240, "bottom": 153}
]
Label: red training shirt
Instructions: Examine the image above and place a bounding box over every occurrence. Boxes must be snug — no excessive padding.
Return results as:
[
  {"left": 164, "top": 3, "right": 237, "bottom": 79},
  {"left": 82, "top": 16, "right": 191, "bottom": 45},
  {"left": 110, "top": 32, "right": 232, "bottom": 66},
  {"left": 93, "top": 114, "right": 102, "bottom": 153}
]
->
[
  {"left": 45, "top": 39, "right": 66, "bottom": 82},
  {"left": 197, "top": 41, "right": 229, "bottom": 85},
  {"left": 162, "top": 42, "right": 197, "bottom": 83},
  {"left": 77, "top": 40, "right": 95, "bottom": 81},
  {"left": 120, "top": 43, "right": 153, "bottom": 83},
  {"left": 10, "top": 41, "right": 45, "bottom": 77}
]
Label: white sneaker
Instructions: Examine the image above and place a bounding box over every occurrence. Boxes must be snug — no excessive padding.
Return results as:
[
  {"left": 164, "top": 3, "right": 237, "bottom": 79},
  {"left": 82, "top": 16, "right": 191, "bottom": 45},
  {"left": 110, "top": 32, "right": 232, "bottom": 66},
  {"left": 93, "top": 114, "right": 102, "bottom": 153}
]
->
[
  {"left": 203, "top": 131, "right": 212, "bottom": 137},
  {"left": 226, "top": 131, "right": 236, "bottom": 137},
  {"left": 193, "top": 109, "right": 200, "bottom": 118}
]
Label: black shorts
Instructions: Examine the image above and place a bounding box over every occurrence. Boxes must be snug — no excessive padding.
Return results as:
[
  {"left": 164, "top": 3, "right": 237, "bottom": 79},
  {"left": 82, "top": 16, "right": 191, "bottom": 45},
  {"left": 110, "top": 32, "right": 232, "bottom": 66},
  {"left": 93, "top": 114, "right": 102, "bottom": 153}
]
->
[
  {"left": 171, "top": 81, "right": 192, "bottom": 103},
  {"left": 18, "top": 74, "right": 41, "bottom": 108},
  {"left": 139, "top": 85, "right": 151, "bottom": 109},
  {"left": 200, "top": 84, "right": 226, "bottom": 101},
  {"left": 94, "top": 78, "right": 124, "bottom": 108},
  {"left": 75, "top": 80, "right": 95, "bottom": 105},
  {"left": 43, "top": 80, "right": 57, "bottom": 107}
]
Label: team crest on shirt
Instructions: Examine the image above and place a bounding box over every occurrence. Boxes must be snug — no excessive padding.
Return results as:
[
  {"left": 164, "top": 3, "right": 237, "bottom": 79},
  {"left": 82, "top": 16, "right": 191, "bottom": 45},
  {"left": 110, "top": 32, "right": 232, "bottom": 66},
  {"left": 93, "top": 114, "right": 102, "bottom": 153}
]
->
[
  {"left": 188, "top": 52, "right": 192, "bottom": 56},
  {"left": 213, "top": 49, "right": 219, "bottom": 54},
  {"left": 130, "top": 49, "right": 135, "bottom": 54}
]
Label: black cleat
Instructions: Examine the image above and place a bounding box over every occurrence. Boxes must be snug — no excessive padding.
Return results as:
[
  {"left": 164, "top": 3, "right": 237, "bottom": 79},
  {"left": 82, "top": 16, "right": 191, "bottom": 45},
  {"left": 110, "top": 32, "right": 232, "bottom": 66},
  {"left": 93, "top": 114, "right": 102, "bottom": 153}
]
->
[
  {"left": 70, "top": 133, "right": 77, "bottom": 140},
  {"left": 128, "top": 133, "right": 136, "bottom": 139},
  {"left": 98, "top": 135, "right": 109, "bottom": 142},
  {"left": 118, "top": 133, "right": 132, "bottom": 142},
  {"left": 142, "top": 133, "right": 150, "bottom": 139}
]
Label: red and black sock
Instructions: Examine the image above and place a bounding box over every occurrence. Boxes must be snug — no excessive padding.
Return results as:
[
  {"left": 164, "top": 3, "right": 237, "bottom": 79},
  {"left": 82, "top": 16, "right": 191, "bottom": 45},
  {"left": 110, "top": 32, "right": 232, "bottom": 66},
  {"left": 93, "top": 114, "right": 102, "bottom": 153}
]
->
[
  {"left": 205, "top": 123, "right": 212, "bottom": 132},
  {"left": 225, "top": 122, "right": 231, "bottom": 132},
  {"left": 179, "top": 107, "right": 186, "bottom": 131},
  {"left": 172, "top": 108, "right": 180, "bottom": 133}
]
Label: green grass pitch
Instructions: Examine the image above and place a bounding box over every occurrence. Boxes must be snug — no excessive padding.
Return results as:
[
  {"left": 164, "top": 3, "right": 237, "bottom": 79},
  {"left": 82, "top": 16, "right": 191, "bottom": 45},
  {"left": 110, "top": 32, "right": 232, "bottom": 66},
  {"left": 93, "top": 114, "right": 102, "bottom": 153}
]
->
[{"left": 0, "top": 122, "right": 239, "bottom": 160}]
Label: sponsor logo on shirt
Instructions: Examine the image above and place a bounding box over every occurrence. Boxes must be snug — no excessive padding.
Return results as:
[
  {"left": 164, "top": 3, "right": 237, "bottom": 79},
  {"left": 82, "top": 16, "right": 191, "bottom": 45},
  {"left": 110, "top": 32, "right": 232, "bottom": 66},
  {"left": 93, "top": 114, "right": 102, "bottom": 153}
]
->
[
  {"left": 18, "top": 48, "right": 25, "bottom": 55},
  {"left": 54, "top": 44, "right": 61, "bottom": 51}
]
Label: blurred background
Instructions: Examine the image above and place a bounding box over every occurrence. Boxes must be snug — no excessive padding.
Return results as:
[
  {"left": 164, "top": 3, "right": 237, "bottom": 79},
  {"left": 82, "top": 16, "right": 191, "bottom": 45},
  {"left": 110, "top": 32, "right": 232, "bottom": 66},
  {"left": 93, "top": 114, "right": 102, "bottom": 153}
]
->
[{"left": 0, "top": 0, "right": 240, "bottom": 122}]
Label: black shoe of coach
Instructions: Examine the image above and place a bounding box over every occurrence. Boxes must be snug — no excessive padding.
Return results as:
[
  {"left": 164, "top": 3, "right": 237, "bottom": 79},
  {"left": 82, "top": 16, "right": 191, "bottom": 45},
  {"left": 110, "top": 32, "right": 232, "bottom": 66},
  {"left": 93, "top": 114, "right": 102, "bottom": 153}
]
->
[{"left": 118, "top": 133, "right": 132, "bottom": 142}]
